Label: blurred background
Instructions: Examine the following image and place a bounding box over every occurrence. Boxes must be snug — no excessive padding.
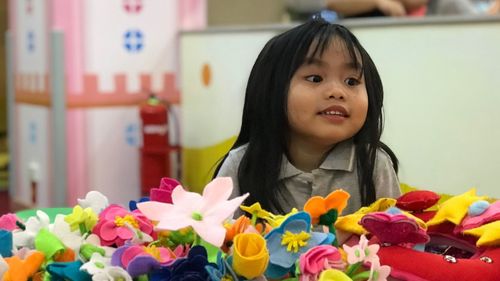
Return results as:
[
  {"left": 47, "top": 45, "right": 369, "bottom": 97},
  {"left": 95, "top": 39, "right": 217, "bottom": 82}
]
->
[{"left": 1, "top": 0, "right": 499, "bottom": 212}]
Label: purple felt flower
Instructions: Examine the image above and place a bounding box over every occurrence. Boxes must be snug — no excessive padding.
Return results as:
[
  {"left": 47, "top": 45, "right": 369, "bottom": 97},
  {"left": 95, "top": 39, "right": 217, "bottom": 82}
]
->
[
  {"left": 111, "top": 243, "right": 185, "bottom": 277},
  {"left": 360, "top": 212, "right": 429, "bottom": 245}
]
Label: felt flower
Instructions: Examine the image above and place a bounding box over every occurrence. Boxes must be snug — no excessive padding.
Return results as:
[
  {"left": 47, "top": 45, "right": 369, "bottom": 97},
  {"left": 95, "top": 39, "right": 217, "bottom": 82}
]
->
[
  {"left": 167, "top": 245, "right": 215, "bottom": 280},
  {"left": 240, "top": 202, "right": 274, "bottom": 221},
  {"left": 304, "top": 190, "right": 350, "bottom": 225},
  {"left": 78, "top": 191, "right": 110, "bottom": 214},
  {"left": 458, "top": 200, "right": 500, "bottom": 232},
  {"left": 92, "top": 267, "right": 132, "bottom": 281},
  {"left": 64, "top": 205, "right": 98, "bottom": 234},
  {"left": 81, "top": 252, "right": 132, "bottom": 281},
  {"left": 264, "top": 212, "right": 334, "bottom": 279},
  {"left": 46, "top": 260, "right": 92, "bottom": 281},
  {"left": 367, "top": 258, "right": 391, "bottom": 281},
  {"left": 335, "top": 198, "right": 397, "bottom": 235},
  {"left": 111, "top": 243, "right": 178, "bottom": 277},
  {"left": 342, "top": 235, "right": 379, "bottom": 265},
  {"left": 129, "top": 196, "right": 149, "bottom": 211},
  {"left": 463, "top": 220, "right": 500, "bottom": 247},
  {"left": 137, "top": 177, "right": 249, "bottom": 247},
  {"left": 3, "top": 250, "right": 45, "bottom": 281},
  {"left": 83, "top": 233, "right": 118, "bottom": 258},
  {"left": 34, "top": 228, "right": 66, "bottom": 261},
  {"left": 265, "top": 208, "right": 299, "bottom": 228},
  {"left": 92, "top": 204, "right": 155, "bottom": 247},
  {"left": 50, "top": 214, "right": 85, "bottom": 253},
  {"left": 13, "top": 210, "right": 50, "bottom": 248},
  {"left": 360, "top": 212, "right": 430, "bottom": 245},
  {"left": 149, "top": 177, "right": 181, "bottom": 203},
  {"left": 232, "top": 233, "right": 269, "bottom": 279},
  {"left": 299, "top": 245, "right": 345, "bottom": 281},
  {"left": 0, "top": 256, "right": 8, "bottom": 280},
  {"left": 318, "top": 269, "right": 352, "bottom": 281},
  {"left": 205, "top": 251, "right": 239, "bottom": 281},
  {"left": 0, "top": 213, "right": 20, "bottom": 231},
  {"left": 427, "top": 188, "right": 487, "bottom": 226},
  {"left": 0, "top": 230, "right": 13, "bottom": 258}
]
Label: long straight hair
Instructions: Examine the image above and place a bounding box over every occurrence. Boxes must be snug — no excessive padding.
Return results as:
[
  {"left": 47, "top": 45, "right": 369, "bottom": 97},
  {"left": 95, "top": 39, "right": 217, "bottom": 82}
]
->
[{"left": 214, "top": 18, "right": 398, "bottom": 213}]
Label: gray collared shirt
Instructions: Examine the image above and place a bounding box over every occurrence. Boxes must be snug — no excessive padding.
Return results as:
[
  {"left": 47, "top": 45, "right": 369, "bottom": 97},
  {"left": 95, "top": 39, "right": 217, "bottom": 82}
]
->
[{"left": 216, "top": 140, "right": 401, "bottom": 215}]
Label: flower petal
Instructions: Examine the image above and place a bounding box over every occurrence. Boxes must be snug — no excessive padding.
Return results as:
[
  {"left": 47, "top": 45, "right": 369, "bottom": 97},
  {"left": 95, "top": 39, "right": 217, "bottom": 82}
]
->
[
  {"left": 136, "top": 201, "right": 173, "bottom": 222},
  {"left": 192, "top": 222, "right": 226, "bottom": 247},
  {"left": 200, "top": 178, "right": 233, "bottom": 209}
]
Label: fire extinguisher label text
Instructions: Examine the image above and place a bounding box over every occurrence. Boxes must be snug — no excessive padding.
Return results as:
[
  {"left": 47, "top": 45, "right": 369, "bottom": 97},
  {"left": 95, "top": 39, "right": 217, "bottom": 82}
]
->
[{"left": 143, "top": 124, "right": 168, "bottom": 135}]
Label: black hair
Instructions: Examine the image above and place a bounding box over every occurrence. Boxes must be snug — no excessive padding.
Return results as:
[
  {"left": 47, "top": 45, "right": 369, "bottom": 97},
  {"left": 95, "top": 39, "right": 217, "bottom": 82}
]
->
[{"left": 214, "top": 17, "right": 398, "bottom": 214}]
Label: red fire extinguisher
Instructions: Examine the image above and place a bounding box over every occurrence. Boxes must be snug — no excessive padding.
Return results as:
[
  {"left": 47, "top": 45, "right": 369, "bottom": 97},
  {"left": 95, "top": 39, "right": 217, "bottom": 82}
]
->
[{"left": 140, "top": 94, "right": 180, "bottom": 196}]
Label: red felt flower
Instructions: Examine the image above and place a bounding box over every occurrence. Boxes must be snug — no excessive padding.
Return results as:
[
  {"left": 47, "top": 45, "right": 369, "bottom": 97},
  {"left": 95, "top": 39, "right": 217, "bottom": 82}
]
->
[{"left": 396, "top": 190, "right": 440, "bottom": 212}]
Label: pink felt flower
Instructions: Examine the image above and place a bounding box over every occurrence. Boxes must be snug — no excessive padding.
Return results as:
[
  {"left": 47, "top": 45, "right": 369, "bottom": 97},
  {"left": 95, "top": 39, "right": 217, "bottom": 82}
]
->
[
  {"left": 299, "top": 245, "right": 345, "bottom": 281},
  {"left": 360, "top": 212, "right": 429, "bottom": 245},
  {"left": 368, "top": 258, "right": 391, "bottom": 281},
  {"left": 137, "top": 177, "right": 249, "bottom": 247},
  {"left": 92, "top": 204, "right": 155, "bottom": 247},
  {"left": 0, "top": 213, "right": 20, "bottom": 231},
  {"left": 149, "top": 177, "right": 181, "bottom": 203},
  {"left": 457, "top": 201, "right": 500, "bottom": 233},
  {"left": 342, "top": 235, "right": 380, "bottom": 265}
]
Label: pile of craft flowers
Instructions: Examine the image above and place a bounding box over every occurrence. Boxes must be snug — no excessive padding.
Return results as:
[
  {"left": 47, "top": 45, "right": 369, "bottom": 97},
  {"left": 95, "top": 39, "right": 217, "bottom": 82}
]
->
[{"left": 0, "top": 177, "right": 391, "bottom": 281}]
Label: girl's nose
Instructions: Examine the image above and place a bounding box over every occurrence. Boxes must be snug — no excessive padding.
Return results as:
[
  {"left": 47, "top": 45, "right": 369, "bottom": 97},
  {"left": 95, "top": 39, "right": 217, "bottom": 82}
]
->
[{"left": 327, "top": 87, "right": 346, "bottom": 100}]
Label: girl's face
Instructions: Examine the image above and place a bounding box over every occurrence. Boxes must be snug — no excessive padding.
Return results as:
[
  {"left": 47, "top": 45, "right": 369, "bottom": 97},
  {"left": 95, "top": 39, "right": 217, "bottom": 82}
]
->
[{"left": 287, "top": 39, "right": 368, "bottom": 149}]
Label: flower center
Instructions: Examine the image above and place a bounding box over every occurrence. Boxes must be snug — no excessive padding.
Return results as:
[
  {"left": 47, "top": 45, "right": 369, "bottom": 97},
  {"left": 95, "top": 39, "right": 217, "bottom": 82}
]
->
[
  {"left": 114, "top": 214, "right": 139, "bottom": 228},
  {"left": 95, "top": 261, "right": 105, "bottom": 269},
  {"left": 144, "top": 245, "right": 161, "bottom": 261},
  {"left": 281, "top": 230, "right": 311, "bottom": 253},
  {"left": 191, "top": 212, "right": 203, "bottom": 221}
]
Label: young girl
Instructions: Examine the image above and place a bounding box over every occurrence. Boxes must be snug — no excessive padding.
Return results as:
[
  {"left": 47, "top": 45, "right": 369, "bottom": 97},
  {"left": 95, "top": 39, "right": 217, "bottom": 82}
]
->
[{"left": 215, "top": 16, "right": 400, "bottom": 215}]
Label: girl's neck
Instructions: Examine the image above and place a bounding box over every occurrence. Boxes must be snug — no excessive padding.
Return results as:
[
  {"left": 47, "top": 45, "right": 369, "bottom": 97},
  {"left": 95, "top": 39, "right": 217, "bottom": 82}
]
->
[{"left": 287, "top": 138, "right": 335, "bottom": 173}]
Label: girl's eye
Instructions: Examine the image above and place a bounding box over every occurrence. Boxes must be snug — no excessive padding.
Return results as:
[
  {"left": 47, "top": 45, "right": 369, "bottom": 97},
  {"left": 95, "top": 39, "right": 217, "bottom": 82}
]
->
[
  {"left": 345, "top": 77, "right": 360, "bottom": 86},
  {"left": 305, "top": 75, "right": 323, "bottom": 83}
]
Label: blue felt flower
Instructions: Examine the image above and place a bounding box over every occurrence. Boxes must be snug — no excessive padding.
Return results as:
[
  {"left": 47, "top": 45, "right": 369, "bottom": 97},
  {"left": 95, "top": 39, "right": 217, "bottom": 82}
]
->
[
  {"left": 129, "top": 196, "right": 150, "bottom": 211},
  {"left": 46, "top": 260, "right": 92, "bottom": 281},
  {"left": 205, "top": 251, "right": 239, "bottom": 281},
  {"left": 0, "top": 230, "right": 13, "bottom": 257},
  {"left": 264, "top": 211, "right": 334, "bottom": 279},
  {"left": 168, "top": 245, "right": 217, "bottom": 281}
]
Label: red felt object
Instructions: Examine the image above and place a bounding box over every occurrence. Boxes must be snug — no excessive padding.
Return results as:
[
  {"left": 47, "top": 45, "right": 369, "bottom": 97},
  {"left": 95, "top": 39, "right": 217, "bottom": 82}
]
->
[
  {"left": 378, "top": 246, "right": 500, "bottom": 281},
  {"left": 396, "top": 190, "right": 440, "bottom": 212}
]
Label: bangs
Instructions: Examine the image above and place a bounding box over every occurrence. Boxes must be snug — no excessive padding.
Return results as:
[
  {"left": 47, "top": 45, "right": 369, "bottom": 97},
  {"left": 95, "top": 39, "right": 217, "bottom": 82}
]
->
[{"left": 305, "top": 25, "right": 364, "bottom": 77}]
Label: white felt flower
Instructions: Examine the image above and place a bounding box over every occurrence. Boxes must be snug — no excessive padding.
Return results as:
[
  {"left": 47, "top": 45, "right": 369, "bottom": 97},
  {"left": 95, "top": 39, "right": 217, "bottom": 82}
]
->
[
  {"left": 81, "top": 253, "right": 131, "bottom": 281},
  {"left": 78, "top": 191, "right": 109, "bottom": 215},
  {"left": 13, "top": 210, "right": 50, "bottom": 248},
  {"left": 49, "top": 214, "right": 84, "bottom": 253}
]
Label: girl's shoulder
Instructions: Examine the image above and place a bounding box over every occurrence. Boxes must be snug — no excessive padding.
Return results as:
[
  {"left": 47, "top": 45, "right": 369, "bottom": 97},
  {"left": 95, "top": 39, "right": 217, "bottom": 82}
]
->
[{"left": 226, "top": 144, "right": 249, "bottom": 162}]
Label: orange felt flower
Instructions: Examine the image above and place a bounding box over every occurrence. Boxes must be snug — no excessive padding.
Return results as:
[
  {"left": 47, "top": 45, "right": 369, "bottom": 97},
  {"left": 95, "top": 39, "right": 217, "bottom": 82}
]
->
[
  {"left": 3, "top": 251, "right": 45, "bottom": 281},
  {"left": 54, "top": 248, "right": 75, "bottom": 262},
  {"left": 304, "top": 190, "right": 350, "bottom": 225},
  {"left": 222, "top": 215, "right": 252, "bottom": 252}
]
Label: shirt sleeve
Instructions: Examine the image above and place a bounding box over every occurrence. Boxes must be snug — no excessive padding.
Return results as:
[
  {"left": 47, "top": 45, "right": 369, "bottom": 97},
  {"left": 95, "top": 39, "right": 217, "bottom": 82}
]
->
[
  {"left": 216, "top": 149, "right": 242, "bottom": 199},
  {"left": 374, "top": 149, "right": 401, "bottom": 199}
]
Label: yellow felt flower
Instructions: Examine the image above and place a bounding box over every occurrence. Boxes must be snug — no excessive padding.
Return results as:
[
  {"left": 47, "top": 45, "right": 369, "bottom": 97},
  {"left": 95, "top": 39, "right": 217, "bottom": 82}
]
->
[
  {"left": 232, "top": 233, "right": 269, "bottom": 279},
  {"left": 335, "top": 198, "right": 396, "bottom": 235},
  {"left": 427, "top": 188, "right": 487, "bottom": 226},
  {"left": 318, "top": 269, "right": 353, "bottom": 281},
  {"left": 265, "top": 208, "right": 299, "bottom": 228},
  {"left": 240, "top": 203, "right": 273, "bottom": 220},
  {"left": 463, "top": 221, "right": 500, "bottom": 247},
  {"left": 64, "top": 205, "right": 98, "bottom": 233}
]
